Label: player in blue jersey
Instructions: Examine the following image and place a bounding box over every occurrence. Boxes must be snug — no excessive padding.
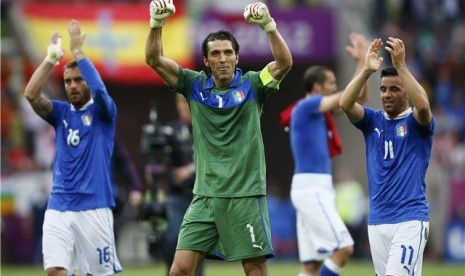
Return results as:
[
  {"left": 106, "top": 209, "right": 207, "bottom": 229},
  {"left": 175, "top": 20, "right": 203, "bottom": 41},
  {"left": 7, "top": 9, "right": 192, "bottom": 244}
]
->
[
  {"left": 340, "top": 37, "right": 433, "bottom": 276},
  {"left": 24, "top": 20, "right": 122, "bottom": 276},
  {"left": 281, "top": 32, "right": 369, "bottom": 276},
  {"left": 145, "top": 1, "right": 292, "bottom": 275}
]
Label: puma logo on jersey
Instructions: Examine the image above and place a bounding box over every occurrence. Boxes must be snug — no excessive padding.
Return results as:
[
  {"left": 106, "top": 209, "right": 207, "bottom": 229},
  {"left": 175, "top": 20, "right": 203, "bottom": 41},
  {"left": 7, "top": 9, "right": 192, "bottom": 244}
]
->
[
  {"left": 199, "top": 92, "right": 207, "bottom": 101},
  {"left": 63, "top": 119, "right": 68, "bottom": 128},
  {"left": 374, "top": 128, "right": 383, "bottom": 137}
]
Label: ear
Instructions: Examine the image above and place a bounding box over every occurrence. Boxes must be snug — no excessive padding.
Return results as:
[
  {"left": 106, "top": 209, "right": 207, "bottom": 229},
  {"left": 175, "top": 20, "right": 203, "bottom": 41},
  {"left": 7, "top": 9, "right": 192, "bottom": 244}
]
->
[
  {"left": 236, "top": 54, "right": 239, "bottom": 65},
  {"left": 203, "top": 56, "right": 209, "bottom": 68},
  {"left": 314, "top": 83, "right": 322, "bottom": 92}
]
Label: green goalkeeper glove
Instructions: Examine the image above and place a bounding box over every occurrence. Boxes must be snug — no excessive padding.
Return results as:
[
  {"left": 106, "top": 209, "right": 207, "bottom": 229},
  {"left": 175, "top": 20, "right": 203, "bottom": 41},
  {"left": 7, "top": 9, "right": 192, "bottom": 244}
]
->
[
  {"left": 149, "top": 0, "right": 176, "bottom": 28},
  {"left": 243, "top": 2, "right": 276, "bottom": 33},
  {"left": 44, "top": 33, "right": 64, "bottom": 66}
]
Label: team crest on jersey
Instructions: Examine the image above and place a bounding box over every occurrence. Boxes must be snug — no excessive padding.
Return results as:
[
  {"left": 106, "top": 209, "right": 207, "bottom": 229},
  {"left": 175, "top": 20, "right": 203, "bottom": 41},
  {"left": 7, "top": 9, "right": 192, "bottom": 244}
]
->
[
  {"left": 232, "top": 89, "right": 245, "bottom": 103},
  {"left": 396, "top": 123, "right": 408, "bottom": 137},
  {"left": 81, "top": 114, "right": 92, "bottom": 126}
]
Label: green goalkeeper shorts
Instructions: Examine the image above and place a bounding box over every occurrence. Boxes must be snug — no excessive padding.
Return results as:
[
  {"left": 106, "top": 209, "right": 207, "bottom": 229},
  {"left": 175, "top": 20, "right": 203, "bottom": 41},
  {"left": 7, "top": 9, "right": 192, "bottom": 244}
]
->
[{"left": 176, "top": 195, "right": 274, "bottom": 261}]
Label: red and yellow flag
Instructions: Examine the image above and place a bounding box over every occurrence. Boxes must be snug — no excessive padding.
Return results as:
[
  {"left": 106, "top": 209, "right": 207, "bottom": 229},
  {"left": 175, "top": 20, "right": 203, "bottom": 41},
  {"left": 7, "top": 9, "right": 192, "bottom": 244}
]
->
[{"left": 20, "top": 2, "right": 193, "bottom": 84}]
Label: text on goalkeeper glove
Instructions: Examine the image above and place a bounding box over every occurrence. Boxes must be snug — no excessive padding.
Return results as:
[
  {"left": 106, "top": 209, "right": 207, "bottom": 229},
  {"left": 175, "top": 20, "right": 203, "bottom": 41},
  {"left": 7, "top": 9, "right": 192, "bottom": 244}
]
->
[
  {"left": 243, "top": 2, "right": 276, "bottom": 33},
  {"left": 150, "top": 0, "right": 176, "bottom": 28}
]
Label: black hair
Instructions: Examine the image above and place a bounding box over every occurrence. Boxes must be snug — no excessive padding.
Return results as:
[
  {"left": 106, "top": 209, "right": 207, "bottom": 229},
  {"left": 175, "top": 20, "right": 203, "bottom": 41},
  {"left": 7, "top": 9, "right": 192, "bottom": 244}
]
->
[
  {"left": 64, "top": 60, "right": 78, "bottom": 70},
  {"left": 380, "top": 67, "right": 398, "bottom": 78},
  {"left": 201, "top": 30, "right": 240, "bottom": 58},
  {"left": 302, "top": 65, "right": 331, "bottom": 91}
]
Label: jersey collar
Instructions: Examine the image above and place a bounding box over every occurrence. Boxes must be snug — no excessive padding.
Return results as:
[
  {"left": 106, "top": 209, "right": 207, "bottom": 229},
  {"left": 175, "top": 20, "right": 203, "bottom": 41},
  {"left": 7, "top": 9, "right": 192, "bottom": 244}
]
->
[
  {"left": 383, "top": 107, "right": 412, "bottom": 120},
  {"left": 70, "top": 98, "right": 94, "bottom": 111},
  {"left": 204, "top": 69, "right": 243, "bottom": 90}
]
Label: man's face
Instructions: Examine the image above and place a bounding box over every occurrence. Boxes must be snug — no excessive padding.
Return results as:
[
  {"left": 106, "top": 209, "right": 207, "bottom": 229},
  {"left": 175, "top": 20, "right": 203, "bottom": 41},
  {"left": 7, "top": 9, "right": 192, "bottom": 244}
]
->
[
  {"left": 380, "top": 75, "right": 409, "bottom": 117},
  {"left": 203, "top": 39, "right": 238, "bottom": 89},
  {"left": 63, "top": 67, "right": 91, "bottom": 109},
  {"left": 320, "top": 70, "right": 337, "bottom": 95}
]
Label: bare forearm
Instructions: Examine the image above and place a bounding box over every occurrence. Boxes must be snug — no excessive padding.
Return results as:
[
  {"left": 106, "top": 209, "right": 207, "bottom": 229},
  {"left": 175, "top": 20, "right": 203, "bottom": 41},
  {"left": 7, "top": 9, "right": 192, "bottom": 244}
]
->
[
  {"left": 145, "top": 27, "right": 179, "bottom": 87},
  {"left": 340, "top": 69, "right": 372, "bottom": 111},
  {"left": 396, "top": 66, "right": 429, "bottom": 110},
  {"left": 266, "top": 30, "right": 292, "bottom": 80},
  {"left": 145, "top": 28, "right": 163, "bottom": 68},
  {"left": 24, "top": 60, "right": 53, "bottom": 117}
]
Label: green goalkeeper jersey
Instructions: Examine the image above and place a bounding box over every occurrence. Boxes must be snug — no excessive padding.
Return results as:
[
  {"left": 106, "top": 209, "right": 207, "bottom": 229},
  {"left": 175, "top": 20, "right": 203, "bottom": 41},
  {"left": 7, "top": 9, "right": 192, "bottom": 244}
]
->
[{"left": 174, "top": 67, "right": 280, "bottom": 197}]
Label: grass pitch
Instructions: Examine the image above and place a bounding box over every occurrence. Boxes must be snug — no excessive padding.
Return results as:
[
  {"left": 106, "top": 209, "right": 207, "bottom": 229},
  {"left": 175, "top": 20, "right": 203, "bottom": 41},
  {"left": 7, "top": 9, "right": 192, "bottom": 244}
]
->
[{"left": 2, "top": 259, "right": 464, "bottom": 275}]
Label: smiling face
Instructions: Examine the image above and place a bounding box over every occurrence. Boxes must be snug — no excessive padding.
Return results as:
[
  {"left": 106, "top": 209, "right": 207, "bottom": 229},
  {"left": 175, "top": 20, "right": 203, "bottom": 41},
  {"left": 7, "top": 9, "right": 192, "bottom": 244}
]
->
[
  {"left": 63, "top": 66, "right": 91, "bottom": 110},
  {"left": 379, "top": 75, "right": 410, "bottom": 118},
  {"left": 203, "top": 39, "right": 238, "bottom": 89}
]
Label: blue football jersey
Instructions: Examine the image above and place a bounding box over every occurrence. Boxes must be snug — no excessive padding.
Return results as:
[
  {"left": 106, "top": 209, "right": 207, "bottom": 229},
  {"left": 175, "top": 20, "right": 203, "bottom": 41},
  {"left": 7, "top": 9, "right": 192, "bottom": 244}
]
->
[
  {"left": 354, "top": 107, "right": 434, "bottom": 224},
  {"left": 45, "top": 58, "right": 117, "bottom": 211},
  {"left": 290, "top": 95, "right": 332, "bottom": 174}
]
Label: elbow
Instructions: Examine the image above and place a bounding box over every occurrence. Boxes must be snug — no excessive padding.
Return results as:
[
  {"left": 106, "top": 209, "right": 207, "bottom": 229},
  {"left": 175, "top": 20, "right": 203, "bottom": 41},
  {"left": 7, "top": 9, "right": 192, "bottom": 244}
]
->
[
  {"left": 339, "top": 98, "right": 352, "bottom": 113},
  {"left": 285, "top": 55, "right": 293, "bottom": 72},
  {"left": 145, "top": 54, "right": 156, "bottom": 68},
  {"left": 24, "top": 88, "right": 36, "bottom": 102},
  {"left": 145, "top": 51, "right": 159, "bottom": 69},
  {"left": 415, "top": 101, "right": 430, "bottom": 114}
]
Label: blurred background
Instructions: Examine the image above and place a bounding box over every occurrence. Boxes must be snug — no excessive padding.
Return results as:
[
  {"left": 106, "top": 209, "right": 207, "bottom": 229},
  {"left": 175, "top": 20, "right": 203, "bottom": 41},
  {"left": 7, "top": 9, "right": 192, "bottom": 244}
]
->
[{"left": 1, "top": 0, "right": 464, "bottom": 269}]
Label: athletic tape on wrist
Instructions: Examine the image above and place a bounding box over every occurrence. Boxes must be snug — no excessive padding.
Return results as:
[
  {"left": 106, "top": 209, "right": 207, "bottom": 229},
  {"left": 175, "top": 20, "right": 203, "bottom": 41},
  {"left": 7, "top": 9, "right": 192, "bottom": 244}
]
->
[
  {"left": 150, "top": 18, "right": 165, "bottom": 28},
  {"left": 261, "top": 18, "right": 276, "bottom": 33}
]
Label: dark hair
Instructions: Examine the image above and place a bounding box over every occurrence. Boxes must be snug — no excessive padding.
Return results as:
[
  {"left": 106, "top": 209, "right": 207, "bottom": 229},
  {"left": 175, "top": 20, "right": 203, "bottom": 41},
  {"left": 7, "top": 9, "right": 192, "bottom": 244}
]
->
[
  {"left": 380, "top": 67, "right": 398, "bottom": 78},
  {"left": 302, "top": 65, "right": 331, "bottom": 91},
  {"left": 64, "top": 60, "right": 78, "bottom": 70},
  {"left": 201, "top": 30, "right": 240, "bottom": 58}
]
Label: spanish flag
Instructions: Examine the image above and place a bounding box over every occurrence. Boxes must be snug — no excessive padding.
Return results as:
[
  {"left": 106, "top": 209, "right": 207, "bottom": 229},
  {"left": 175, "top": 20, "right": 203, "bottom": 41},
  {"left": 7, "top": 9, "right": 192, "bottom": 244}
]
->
[{"left": 20, "top": 1, "right": 193, "bottom": 84}]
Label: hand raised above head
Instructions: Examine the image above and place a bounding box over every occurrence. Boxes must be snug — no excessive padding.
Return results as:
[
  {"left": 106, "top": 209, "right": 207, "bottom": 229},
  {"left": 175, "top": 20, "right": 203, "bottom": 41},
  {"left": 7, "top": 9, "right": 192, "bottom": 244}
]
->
[
  {"left": 67, "top": 19, "right": 86, "bottom": 57},
  {"left": 345, "top": 32, "right": 369, "bottom": 62},
  {"left": 243, "top": 2, "right": 276, "bottom": 33},
  {"left": 44, "top": 32, "right": 64, "bottom": 65},
  {"left": 363, "top": 38, "right": 384, "bottom": 73},
  {"left": 149, "top": 0, "right": 176, "bottom": 28},
  {"left": 385, "top": 37, "right": 406, "bottom": 69}
]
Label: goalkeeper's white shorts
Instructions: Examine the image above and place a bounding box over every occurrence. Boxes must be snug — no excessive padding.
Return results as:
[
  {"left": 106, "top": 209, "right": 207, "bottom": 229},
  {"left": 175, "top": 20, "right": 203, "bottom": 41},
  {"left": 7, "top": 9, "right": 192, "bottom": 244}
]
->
[
  {"left": 290, "top": 173, "right": 354, "bottom": 263},
  {"left": 43, "top": 208, "right": 122, "bottom": 276}
]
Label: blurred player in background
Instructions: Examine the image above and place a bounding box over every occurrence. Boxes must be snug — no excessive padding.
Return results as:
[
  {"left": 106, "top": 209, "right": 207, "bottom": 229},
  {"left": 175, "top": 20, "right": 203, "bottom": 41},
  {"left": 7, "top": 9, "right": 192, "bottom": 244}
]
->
[
  {"left": 340, "top": 37, "right": 433, "bottom": 276},
  {"left": 280, "top": 32, "right": 369, "bottom": 276},
  {"left": 145, "top": 0, "right": 292, "bottom": 275},
  {"left": 112, "top": 133, "right": 144, "bottom": 243},
  {"left": 24, "top": 20, "right": 122, "bottom": 276}
]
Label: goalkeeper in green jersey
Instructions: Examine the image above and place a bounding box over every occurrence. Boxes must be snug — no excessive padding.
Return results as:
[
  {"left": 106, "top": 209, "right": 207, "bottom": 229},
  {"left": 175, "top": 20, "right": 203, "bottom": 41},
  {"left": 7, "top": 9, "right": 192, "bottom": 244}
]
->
[{"left": 145, "top": 1, "right": 292, "bottom": 275}]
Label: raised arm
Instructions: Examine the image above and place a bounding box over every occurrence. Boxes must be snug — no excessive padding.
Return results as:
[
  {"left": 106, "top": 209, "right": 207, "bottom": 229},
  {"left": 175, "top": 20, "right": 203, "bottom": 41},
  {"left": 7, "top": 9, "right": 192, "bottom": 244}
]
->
[
  {"left": 340, "top": 38, "right": 383, "bottom": 123},
  {"left": 385, "top": 37, "right": 432, "bottom": 125},
  {"left": 320, "top": 32, "right": 369, "bottom": 113},
  {"left": 244, "top": 2, "right": 292, "bottom": 81},
  {"left": 24, "top": 32, "right": 64, "bottom": 118},
  {"left": 345, "top": 32, "right": 370, "bottom": 103},
  {"left": 145, "top": 0, "right": 180, "bottom": 88}
]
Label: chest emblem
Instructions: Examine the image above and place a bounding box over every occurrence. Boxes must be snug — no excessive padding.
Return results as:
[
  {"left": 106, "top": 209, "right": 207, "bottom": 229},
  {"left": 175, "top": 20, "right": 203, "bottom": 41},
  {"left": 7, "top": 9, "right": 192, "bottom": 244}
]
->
[
  {"left": 396, "top": 123, "right": 408, "bottom": 138},
  {"left": 232, "top": 89, "right": 245, "bottom": 103},
  {"left": 81, "top": 114, "right": 92, "bottom": 126}
]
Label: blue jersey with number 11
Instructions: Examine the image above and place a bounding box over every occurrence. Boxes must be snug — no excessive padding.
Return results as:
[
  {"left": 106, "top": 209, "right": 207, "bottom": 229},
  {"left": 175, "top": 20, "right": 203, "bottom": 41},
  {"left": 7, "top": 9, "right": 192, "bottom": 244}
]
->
[
  {"left": 354, "top": 107, "right": 434, "bottom": 225},
  {"left": 45, "top": 58, "right": 117, "bottom": 211}
]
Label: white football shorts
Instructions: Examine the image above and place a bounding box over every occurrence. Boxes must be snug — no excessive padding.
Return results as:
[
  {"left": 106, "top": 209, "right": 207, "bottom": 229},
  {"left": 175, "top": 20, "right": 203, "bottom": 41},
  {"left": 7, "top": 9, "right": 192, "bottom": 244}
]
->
[
  {"left": 291, "top": 173, "right": 354, "bottom": 262},
  {"left": 43, "top": 208, "right": 122, "bottom": 276},
  {"left": 368, "top": 220, "right": 429, "bottom": 276}
]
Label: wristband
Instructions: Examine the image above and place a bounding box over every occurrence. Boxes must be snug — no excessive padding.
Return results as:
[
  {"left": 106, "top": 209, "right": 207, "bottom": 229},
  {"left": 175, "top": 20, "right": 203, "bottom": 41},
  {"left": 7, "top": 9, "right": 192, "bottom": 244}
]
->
[
  {"left": 261, "top": 18, "right": 276, "bottom": 33},
  {"left": 150, "top": 18, "right": 165, "bottom": 28}
]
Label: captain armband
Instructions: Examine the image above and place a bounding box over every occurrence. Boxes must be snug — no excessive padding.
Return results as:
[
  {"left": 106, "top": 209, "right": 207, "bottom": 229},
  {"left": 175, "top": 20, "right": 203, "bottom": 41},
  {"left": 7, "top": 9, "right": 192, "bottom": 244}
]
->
[{"left": 259, "top": 66, "right": 280, "bottom": 89}]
